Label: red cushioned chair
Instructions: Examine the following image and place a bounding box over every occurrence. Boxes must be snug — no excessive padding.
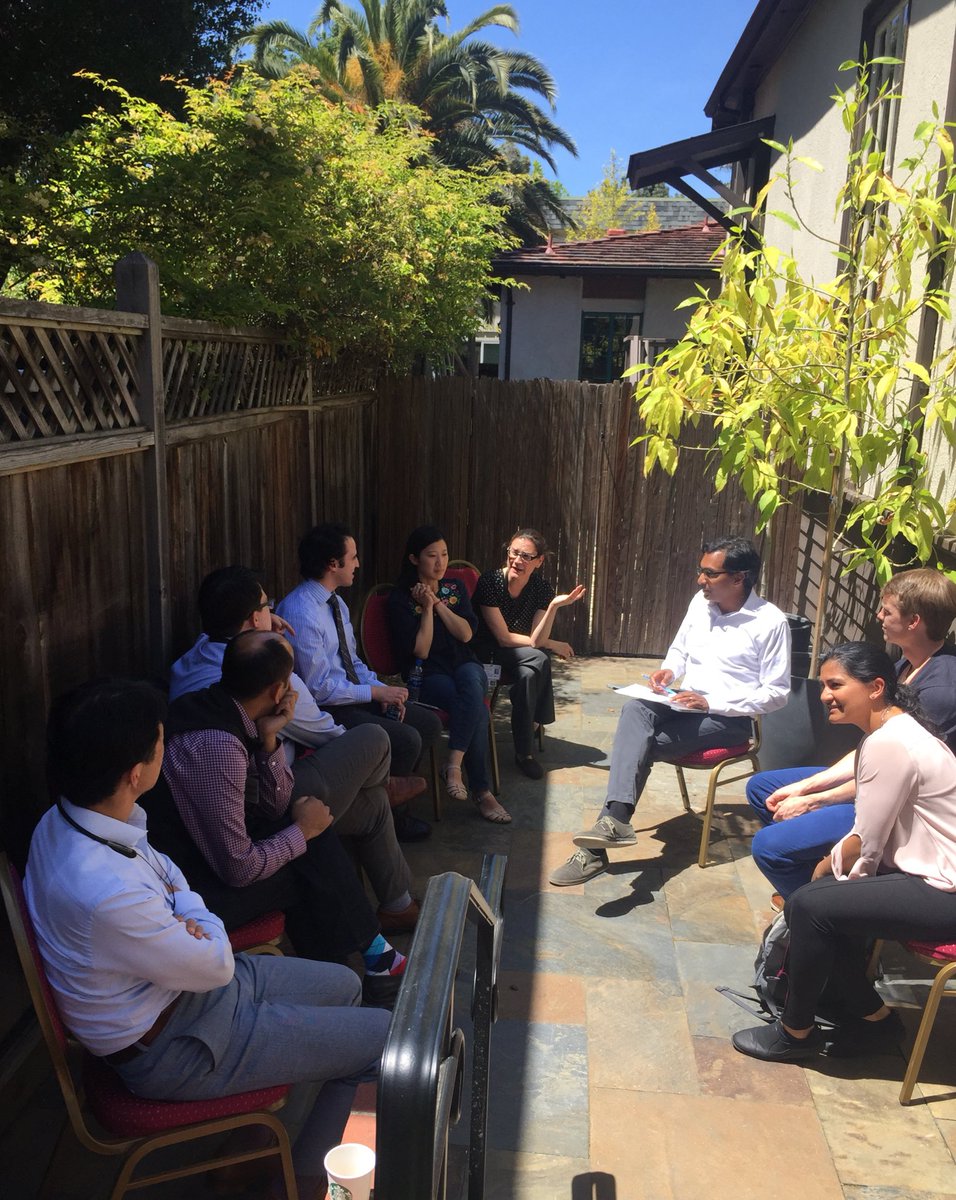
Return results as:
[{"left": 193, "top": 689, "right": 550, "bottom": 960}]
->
[
  {"left": 359, "top": 582, "right": 500, "bottom": 819},
  {"left": 897, "top": 939, "right": 956, "bottom": 1104},
  {"left": 0, "top": 853, "right": 298, "bottom": 1200},
  {"left": 670, "top": 719, "right": 762, "bottom": 868},
  {"left": 228, "top": 909, "right": 286, "bottom": 956}
]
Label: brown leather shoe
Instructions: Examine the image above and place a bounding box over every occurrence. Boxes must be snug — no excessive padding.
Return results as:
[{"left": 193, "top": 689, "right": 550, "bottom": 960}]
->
[
  {"left": 386, "top": 775, "right": 428, "bottom": 807},
  {"left": 377, "top": 899, "right": 420, "bottom": 934}
]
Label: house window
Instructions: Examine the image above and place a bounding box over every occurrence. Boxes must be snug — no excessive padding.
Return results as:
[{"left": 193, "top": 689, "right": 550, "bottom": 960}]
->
[
  {"left": 579, "top": 312, "right": 640, "bottom": 383},
  {"left": 862, "top": 1, "right": 910, "bottom": 165}
]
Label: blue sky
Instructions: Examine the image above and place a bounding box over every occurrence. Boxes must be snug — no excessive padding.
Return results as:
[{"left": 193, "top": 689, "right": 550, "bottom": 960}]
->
[{"left": 258, "top": 0, "right": 760, "bottom": 194}]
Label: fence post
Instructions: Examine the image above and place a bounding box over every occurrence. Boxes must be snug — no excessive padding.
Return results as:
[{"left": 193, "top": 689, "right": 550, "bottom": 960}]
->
[{"left": 114, "top": 253, "right": 172, "bottom": 675}]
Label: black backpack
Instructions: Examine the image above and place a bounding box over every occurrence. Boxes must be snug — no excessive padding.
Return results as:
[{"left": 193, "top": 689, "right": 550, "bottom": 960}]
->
[{"left": 717, "top": 911, "right": 790, "bottom": 1022}]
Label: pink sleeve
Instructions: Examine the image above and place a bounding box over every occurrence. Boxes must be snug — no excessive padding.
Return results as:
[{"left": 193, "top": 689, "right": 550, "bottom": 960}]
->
[{"left": 832, "top": 735, "right": 916, "bottom": 879}]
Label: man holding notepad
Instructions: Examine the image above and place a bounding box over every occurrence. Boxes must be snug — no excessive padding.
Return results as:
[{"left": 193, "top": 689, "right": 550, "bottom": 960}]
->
[{"left": 550, "top": 536, "right": 791, "bottom": 885}]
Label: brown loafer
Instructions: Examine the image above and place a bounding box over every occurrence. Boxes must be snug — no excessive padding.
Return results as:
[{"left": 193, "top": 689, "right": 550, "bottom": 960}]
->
[
  {"left": 377, "top": 899, "right": 420, "bottom": 934},
  {"left": 386, "top": 775, "right": 428, "bottom": 807}
]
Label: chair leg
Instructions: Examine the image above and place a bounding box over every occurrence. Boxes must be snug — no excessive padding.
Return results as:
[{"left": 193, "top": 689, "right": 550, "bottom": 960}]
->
[
  {"left": 697, "top": 765, "right": 722, "bottom": 869},
  {"left": 429, "top": 744, "right": 442, "bottom": 821},
  {"left": 489, "top": 720, "right": 501, "bottom": 794},
  {"left": 900, "top": 961, "right": 956, "bottom": 1104},
  {"left": 674, "top": 764, "right": 691, "bottom": 814},
  {"left": 109, "top": 1112, "right": 297, "bottom": 1200}
]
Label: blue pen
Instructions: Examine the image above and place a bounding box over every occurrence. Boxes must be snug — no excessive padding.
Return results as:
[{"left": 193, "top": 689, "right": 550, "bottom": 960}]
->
[{"left": 643, "top": 673, "right": 678, "bottom": 696}]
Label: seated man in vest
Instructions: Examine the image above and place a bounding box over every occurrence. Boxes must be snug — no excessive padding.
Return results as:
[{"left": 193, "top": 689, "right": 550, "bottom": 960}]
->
[
  {"left": 163, "top": 631, "right": 418, "bottom": 956},
  {"left": 550, "top": 536, "right": 791, "bottom": 885},
  {"left": 26, "top": 677, "right": 390, "bottom": 1200},
  {"left": 746, "top": 567, "right": 956, "bottom": 902},
  {"left": 171, "top": 564, "right": 430, "bottom": 841},
  {"left": 276, "top": 524, "right": 442, "bottom": 820}
]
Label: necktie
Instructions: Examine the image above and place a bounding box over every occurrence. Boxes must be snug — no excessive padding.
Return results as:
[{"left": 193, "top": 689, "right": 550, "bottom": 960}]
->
[{"left": 328, "top": 595, "right": 360, "bottom": 685}]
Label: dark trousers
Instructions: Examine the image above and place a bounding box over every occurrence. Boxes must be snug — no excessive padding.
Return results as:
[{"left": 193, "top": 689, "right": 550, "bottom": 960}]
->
[
  {"left": 324, "top": 700, "right": 442, "bottom": 775},
  {"left": 495, "top": 646, "right": 555, "bottom": 757},
  {"left": 784, "top": 872, "right": 956, "bottom": 1029}
]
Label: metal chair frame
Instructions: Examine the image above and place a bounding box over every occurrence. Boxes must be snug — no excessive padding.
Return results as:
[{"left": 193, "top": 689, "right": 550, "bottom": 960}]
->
[
  {"left": 0, "top": 853, "right": 298, "bottom": 1200},
  {"left": 672, "top": 719, "right": 762, "bottom": 868},
  {"left": 898, "top": 943, "right": 956, "bottom": 1105}
]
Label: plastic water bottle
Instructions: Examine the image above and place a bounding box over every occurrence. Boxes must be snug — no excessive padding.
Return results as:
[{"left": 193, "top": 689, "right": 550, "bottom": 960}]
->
[{"left": 407, "top": 658, "right": 424, "bottom": 704}]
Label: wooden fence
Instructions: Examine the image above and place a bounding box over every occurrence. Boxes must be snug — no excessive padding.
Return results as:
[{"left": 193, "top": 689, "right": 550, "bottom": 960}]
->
[{"left": 370, "top": 376, "right": 803, "bottom": 655}]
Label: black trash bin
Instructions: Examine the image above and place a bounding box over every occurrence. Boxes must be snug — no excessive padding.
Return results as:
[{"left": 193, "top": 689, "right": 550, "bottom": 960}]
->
[{"left": 786, "top": 612, "right": 812, "bottom": 678}]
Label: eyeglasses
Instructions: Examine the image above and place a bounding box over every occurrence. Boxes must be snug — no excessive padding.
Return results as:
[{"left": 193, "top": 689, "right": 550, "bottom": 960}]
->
[
  {"left": 697, "top": 568, "right": 729, "bottom": 579},
  {"left": 509, "top": 549, "right": 539, "bottom": 562},
  {"left": 254, "top": 597, "right": 275, "bottom": 612}
]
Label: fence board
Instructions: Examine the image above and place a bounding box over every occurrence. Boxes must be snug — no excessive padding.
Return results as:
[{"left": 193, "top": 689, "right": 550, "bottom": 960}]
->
[{"left": 372, "top": 377, "right": 803, "bottom": 656}]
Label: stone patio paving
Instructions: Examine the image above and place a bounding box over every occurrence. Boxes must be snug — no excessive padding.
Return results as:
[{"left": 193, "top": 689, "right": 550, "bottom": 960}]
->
[{"left": 4, "top": 655, "right": 956, "bottom": 1198}]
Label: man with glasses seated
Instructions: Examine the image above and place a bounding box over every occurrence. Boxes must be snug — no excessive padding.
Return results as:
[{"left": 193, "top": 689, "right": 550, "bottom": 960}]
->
[{"left": 550, "top": 536, "right": 790, "bottom": 885}]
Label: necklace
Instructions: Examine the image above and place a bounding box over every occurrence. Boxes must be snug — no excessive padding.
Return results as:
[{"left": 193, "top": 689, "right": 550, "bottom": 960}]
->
[{"left": 880, "top": 706, "right": 900, "bottom": 726}]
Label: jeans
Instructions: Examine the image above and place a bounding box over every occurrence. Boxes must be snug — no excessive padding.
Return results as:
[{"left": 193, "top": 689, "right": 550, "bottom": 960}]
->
[
  {"left": 114, "top": 955, "right": 390, "bottom": 1178},
  {"left": 420, "top": 662, "right": 491, "bottom": 793},
  {"left": 784, "top": 872, "right": 956, "bottom": 1029},
  {"left": 603, "top": 699, "right": 751, "bottom": 818},
  {"left": 747, "top": 767, "right": 854, "bottom": 899}
]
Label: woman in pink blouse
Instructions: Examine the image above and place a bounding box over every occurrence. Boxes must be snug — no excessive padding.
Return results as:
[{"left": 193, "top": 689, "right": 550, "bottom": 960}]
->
[{"left": 733, "top": 641, "right": 956, "bottom": 1063}]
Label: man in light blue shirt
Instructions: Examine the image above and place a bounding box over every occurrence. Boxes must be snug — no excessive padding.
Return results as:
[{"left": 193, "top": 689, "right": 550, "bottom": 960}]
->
[
  {"left": 172, "top": 563, "right": 430, "bottom": 842},
  {"left": 277, "top": 524, "right": 442, "bottom": 810},
  {"left": 26, "top": 678, "right": 389, "bottom": 1197}
]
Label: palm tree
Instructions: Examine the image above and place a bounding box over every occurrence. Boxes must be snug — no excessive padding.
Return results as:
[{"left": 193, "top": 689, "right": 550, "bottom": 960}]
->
[{"left": 237, "top": 1, "right": 575, "bottom": 239}]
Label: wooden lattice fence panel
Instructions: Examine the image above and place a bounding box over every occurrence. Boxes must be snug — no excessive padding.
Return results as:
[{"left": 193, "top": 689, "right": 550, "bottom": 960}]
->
[
  {"left": 162, "top": 331, "right": 309, "bottom": 419},
  {"left": 0, "top": 317, "right": 142, "bottom": 442}
]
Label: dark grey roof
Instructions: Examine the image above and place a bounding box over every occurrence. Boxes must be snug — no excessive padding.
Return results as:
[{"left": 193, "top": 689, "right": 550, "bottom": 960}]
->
[{"left": 547, "top": 195, "right": 727, "bottom": 233}]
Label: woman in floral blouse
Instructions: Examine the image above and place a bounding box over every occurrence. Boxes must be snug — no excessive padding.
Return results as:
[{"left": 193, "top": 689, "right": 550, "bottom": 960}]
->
[{"left": 387, "top": 525, "right": 509, "bottom": 823}]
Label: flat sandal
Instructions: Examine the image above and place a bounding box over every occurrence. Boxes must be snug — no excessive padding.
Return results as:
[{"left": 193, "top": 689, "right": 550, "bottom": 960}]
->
[
  {"left": 473, "top": 791, "right": 512, "bottom": 824},
  {"left": 440, "top": 764, "right": 468, "bottom": 801}
]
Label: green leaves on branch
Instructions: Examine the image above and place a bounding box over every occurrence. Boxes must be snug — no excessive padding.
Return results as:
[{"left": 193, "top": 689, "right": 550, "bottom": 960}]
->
[
  {"left": 632, "top": 74, "right": 956, "bottom": 585},
  {"left": 0, "top": 70, "right": 516, "bottom": 367}
]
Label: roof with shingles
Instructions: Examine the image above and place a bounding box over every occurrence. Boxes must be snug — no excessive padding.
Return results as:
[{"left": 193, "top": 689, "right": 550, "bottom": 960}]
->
[{"left": 493, "top": 220, "right": 725, "bottom": 277}]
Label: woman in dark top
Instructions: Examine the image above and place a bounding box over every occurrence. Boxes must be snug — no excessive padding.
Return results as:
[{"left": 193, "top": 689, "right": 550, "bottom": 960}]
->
[
  {"left": 387, "top": 525, "right": 509, "bottom": 823},
  {"left": 473, "top": 528, "right": 585, "bottom": 778}
]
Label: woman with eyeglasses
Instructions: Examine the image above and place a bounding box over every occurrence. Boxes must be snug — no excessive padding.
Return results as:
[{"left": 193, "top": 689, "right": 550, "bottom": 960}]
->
[
  {"left": 733, "top": 642, "right": 956, "bottom": 1063},
  {"left": 473, "top": 529, "right": 586, "bottom": 779},
  {"left": 387, "top": 525, "right": 510, "bottom": 823}
]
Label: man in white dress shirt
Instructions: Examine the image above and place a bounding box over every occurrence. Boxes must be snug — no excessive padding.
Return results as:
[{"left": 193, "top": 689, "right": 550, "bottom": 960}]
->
[
  {"left": 550, "top": 536, "right": 791, "bottom": 885},
  {"left": 25, "top": 678, "right": 389, "bottom": 1198}
]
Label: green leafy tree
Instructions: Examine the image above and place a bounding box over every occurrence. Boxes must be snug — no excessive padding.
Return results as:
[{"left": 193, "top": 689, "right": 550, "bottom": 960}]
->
[
  {"left": 1, "top": 73, "right": 515, "bottom": 367},
  {"left": 566, "top": 151, "right": 666, "bottom": 241},
  {"left": 237, "top": 1, "right": 575, "bottom": 238},
  {"left": 631, "top": 64, "right": 956, "bottom": 665},
  {"left": 0, "top": 1, "right": 263, "bottom": 169}
]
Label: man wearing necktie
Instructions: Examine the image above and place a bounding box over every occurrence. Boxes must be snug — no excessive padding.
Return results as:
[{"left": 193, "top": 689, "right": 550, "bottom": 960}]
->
[{"left": 277, "top": 524, "right": 442, "bottom": 838}]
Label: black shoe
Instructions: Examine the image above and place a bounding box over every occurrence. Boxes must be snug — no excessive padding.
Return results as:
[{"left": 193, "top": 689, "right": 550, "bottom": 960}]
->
[
  {"left": 392, "top": 808, "right": 432, "bottom": 842},
  {"left": 362, "top": 972, "right": 403, "bottom": 1009},
  {"left": 826, "top": 1009, "right": 904, "bottom": 1058},
  {"left": 515, "top": 754, "right": 544, "bottom": 779},
  {"left": 732, "top": 1019, "right": 825, "bottom": 1062}
]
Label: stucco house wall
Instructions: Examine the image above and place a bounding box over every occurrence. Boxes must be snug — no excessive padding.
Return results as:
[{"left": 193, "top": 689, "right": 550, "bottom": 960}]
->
[{"left": 742, "top": 0, "right": 956, "bottom": 515}]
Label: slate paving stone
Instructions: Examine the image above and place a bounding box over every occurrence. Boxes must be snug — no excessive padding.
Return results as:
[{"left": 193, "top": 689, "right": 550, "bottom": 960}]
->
[
  {"left": 692, "top": 1034, "right": 814, "bottom": 1104},
  {"left": 501, "top": 889, "right": 680, "bottom": 985},
  {"left": 674, "top": 939, "right": 768, "bottom": 1039},
  {"left": 480, "top": 1150, "right": 594, "bottom": 1199},
  {"left": 589, "top": 1088, "right": 845, "bottom": 1200},
  {"left": 486, "top": 1020, "right": 589, "bottom": 1157},
  {"left": 586, "top": 977, "right": 699, "bottom": 1095}
]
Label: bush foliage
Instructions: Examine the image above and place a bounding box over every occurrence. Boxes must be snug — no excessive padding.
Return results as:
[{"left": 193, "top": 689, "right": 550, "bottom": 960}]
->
[{"left": 1, "top": 70, "right": 515, "bottom": 365}]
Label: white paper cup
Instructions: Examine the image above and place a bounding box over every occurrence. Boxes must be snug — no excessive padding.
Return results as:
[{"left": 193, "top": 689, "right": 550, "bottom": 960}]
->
[{"left": 324, "top": 1142, "right": 375, "bottom": 1200}]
